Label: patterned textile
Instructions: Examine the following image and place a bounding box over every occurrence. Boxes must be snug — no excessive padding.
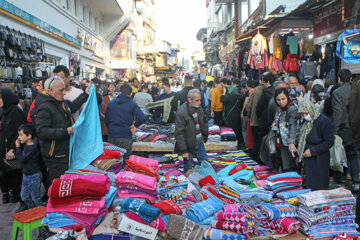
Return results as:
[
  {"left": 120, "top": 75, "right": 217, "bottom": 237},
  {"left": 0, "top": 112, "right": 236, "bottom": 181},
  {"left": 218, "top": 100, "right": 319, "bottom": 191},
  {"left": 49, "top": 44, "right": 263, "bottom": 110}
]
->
[
  {"left": 239, "top": 190, "right": 273, "bottom": 202},
  {"left": 103, "top": 142, "right": 127, "bottom": 155},
  {"left": 210, "top": 220, "right": 254, "bottom": 236},
  {"left": 146, "top": 96, "right": 174, "bottom": 123},
  {"left": 215, "top": 212, "right": 253, "bottom": 224},
  {"left": 203, "top": 228, "right": 246, "bottom": 240},
  {"left": 223, "top": 204, "right": 241, "bottom": 212},
  {"left": 186, "top": 197, "right": 224, "bottom": 223},
  {"left": 265, "top": 171, "right": 303, "bottom": 195},
  {"left": 119, "top": 197, "right": 160, "bottom": 224},
  {"left": 256, "top": 201, "right": 297, "bottom": 220},
  {"left": 153, "top": 200, "right": 182, "bottom": 215},
  {"left": 277, "top": 189, "right": 311, "bottom": 200},
  {"left": 215, "top": 183, "right": 241, "bottom": 203}
]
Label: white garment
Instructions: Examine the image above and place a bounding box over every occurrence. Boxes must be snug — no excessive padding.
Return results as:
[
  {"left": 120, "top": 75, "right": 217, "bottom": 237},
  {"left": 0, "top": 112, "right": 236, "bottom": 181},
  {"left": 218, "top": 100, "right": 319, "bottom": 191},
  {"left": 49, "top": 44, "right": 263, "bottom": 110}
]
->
[
  {"left": 64, "top": 87, "right": 84, "bottom": 121},
  {"left": 133, "top": 92, "right": 153, "bottom": 115},
  {"left": 250, "top": 33, "right": 266, "bottom": 56}
]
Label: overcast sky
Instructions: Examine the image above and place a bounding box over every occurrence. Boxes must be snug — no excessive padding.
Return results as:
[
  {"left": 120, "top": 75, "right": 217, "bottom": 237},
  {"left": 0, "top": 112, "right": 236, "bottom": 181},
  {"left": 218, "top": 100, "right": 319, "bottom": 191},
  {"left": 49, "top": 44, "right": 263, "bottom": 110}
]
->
[{"left": 154, "top": 0, "right": 207, "bottom": 52}]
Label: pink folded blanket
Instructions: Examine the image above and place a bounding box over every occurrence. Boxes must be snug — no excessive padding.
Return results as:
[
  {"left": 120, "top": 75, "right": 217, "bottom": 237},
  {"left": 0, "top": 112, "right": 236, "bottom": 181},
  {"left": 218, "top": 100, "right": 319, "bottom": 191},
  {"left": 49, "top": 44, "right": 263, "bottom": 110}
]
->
[
  {"left": 125, "top": 211, "right": 166, "bottom": 231},
  {"left": 129, "top": 155, "right": 159, "bottom": 170},
  {"left": 115, "top": 171, "right": 157, "bottom": 191},
  {"left": 117, "top": 192, "right": 156, "bottom": 204},
  {"left": 47, "top": 196, "right": 106, "bottom": 214},
  {"left": 223, "top": 204, "right": 241, "bottom": 212}
]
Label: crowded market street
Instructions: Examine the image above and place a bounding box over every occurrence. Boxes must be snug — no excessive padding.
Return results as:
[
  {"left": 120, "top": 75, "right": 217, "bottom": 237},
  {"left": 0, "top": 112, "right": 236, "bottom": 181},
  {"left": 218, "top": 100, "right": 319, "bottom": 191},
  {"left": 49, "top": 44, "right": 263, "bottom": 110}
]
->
[{"left": 1, "top": 0, "right": 360, "bottom": 240}]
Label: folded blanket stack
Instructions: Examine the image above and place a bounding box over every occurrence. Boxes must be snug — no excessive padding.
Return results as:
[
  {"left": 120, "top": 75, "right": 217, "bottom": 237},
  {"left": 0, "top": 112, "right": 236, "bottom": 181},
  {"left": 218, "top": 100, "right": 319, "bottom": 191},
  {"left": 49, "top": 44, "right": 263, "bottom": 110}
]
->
[
  {"left": 252, "top": 165, "right": 278, "bottom": 180},
  {"left": 158, "top": 175, "right": 188, "bottom": 204},
  {"left": 242, "top": 195, "right": 300, "bottom": 238},
  {"left": 264, "top": 172, "right": 303, "bottom": 195},
  {"left": 186, "top": 197, "right": 224, "bottom": 223},
  {"left": 297, "top": 188, "right": 360, "bottom": 239},
  {"left": 44, "top": 172, "right": 116, "bottom": 236},
  {"left": 220, "top": 127, "right": 237, "bottom": 141},
  {"left": 119, "top": 197, "right": 166, "bottom": 231},
  {"left": 114, "top": 171, "right": 158, "bottom": 203},
  {"left": 124, "top": 159, "right": 159, "bottom": 180},
  {"left": 92, "top": 145, "right": 124, "bottom": 173},
  {"left": 209, "top": 125, "right": 221, "bottom": 135},
  {"left": 210, "top": 211, "right": 254, "bottom": 237}
]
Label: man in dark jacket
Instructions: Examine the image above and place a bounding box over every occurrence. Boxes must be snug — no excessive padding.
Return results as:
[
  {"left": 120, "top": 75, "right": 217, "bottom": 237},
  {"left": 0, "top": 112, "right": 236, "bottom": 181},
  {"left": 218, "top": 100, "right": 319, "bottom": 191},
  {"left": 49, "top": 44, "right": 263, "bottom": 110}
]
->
[
  {"left": 332, "top": 69, "right": 359, "bottom": 191},
  {"left": 256, "top": 72, "right": 276, "bottom": 139},
  {"left": 171, "top": 75, "right": 193, "bottom": 112},
  {"left": 35, "top": 76, "right": 89, "bottom": 181},
  {"left": 350, "top": 76, "right": 360, "bottom": 150},
  {"left": 175, "top": 89, "right": 208, "bottom": 173},
  {"left": 105, "top": 84, "right": 146, "bottom": 161}
]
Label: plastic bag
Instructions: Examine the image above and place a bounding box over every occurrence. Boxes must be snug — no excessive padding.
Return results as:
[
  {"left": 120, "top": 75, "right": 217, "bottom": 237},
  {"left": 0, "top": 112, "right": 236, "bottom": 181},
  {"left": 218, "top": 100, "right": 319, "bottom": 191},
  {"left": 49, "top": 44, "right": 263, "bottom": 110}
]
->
[{"left": 330, "top": 135, "right": 346, "bottom": 173}]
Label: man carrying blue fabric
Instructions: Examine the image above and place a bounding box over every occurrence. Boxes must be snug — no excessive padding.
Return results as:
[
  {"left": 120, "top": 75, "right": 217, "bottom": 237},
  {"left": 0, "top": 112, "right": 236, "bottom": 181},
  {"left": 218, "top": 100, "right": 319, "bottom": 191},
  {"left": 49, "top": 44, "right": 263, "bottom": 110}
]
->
[
  {"left": 105, "top": 84, "right": 146, "bottom": 161},
  {"left": 175, "top": 89, "right": 208, "bottom": 173}
]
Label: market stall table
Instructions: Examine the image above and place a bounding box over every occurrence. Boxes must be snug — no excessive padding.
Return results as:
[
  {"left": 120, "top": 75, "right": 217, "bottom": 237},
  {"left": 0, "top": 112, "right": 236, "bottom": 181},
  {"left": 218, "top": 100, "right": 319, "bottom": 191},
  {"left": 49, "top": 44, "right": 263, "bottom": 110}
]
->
[{"left": 132, "top": 141, "right": 238, "bottom": 152}]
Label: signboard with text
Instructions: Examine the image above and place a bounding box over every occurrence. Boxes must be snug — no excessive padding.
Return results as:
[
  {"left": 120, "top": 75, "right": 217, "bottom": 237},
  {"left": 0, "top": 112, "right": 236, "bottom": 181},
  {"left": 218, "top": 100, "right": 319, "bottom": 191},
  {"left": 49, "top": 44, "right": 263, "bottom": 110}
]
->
[{"left": 313, "top": 1, "right": 349, "bottom": 39}]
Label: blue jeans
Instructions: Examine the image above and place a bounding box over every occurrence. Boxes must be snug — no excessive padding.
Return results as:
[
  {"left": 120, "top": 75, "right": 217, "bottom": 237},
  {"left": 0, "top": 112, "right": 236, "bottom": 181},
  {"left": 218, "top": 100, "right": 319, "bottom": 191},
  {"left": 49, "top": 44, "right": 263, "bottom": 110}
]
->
[
  {"left": 21, "top": 172, "right": 42, "bottom": 209},
  {"left": 184, "top": 142, "right": 208, "bottom": 173}
]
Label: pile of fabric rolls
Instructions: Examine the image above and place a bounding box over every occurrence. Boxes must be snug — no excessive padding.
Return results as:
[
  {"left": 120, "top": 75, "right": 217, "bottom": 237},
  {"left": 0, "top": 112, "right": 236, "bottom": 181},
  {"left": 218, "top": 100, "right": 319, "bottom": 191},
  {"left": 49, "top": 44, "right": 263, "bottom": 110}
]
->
[{"left": 297, "top": 188, "right": 360, "bottom": 239}]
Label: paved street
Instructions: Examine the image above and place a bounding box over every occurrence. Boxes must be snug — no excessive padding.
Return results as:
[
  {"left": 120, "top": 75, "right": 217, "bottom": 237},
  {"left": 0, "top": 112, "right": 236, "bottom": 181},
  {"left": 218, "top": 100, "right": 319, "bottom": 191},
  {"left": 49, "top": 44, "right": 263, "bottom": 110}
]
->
[{"left": 0, "top": 201, "right": 21, "bottom": 240}]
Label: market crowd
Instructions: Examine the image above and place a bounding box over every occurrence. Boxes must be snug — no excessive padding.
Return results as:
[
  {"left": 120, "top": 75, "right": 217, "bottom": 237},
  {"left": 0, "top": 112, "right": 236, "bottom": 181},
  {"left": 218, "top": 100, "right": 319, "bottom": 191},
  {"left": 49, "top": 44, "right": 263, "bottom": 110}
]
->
[{"left": 0, "top": 64, "right": 360, "bottom": 219}]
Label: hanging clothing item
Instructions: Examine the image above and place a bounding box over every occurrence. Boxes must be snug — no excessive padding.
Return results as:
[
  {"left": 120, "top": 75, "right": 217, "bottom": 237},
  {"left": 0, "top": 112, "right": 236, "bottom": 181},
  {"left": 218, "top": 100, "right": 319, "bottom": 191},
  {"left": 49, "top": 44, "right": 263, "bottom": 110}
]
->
[
  {"left": 269, "top": 55, "right": 283, "bottom": 74},
  {"left": 249, "top": 52, "right": 269, "bottom": 70},
  {"left": 283, "top": 54, "right": 299, "bottom": 72},
  {"left": 250, "top": 33, "right": 267, "bottom": 56},
  {"left": 269, "top": 33, "right": 283, "bottom": 59},
  {"left": 302, "top": 38, "right": 315, "bottom": 56},
  {"left": 300, "top": 61, "right": 318, "bottom": 79},
  {"left": 286, "top": 35, "right": 299, "bottom": 54}
]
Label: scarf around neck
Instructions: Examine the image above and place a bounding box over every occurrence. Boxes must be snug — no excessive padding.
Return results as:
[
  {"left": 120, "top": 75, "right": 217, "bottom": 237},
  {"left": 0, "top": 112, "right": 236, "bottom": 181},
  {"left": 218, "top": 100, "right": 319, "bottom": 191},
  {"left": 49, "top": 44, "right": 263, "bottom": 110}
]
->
[{"left": 297, "top": 100, "right": 320, "bottom": 160}]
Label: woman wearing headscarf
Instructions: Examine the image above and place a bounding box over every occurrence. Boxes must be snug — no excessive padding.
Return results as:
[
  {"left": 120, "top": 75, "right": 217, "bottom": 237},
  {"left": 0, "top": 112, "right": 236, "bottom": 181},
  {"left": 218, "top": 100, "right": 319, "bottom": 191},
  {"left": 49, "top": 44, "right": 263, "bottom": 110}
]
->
[
  {"left": 0, "top": 88, "right": 26, "bottom": 206},
  {"left": 273, "top": 87, "right": 299, "bottom": 172},
  {"left": 297, "top": 100, "right": 334, "bottom": 191}
]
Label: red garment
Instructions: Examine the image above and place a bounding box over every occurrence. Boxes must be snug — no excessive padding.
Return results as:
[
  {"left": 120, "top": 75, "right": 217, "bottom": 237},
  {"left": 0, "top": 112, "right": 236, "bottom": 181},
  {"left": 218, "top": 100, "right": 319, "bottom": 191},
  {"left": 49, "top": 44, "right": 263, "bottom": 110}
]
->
[
  {"left": 249, "top": 52, "right": 269, "bottom": 70},
  {"left": 27, "top": 99, "right": 36, "bottom": 122},
  {"left": 283, "top": 54, "right": 299, "bottom": 72},
  {"left": 199, "top": 175, "right": 216, "bottom": 188},
  {"left": 153, "top": 200, "right": 182, "bottom": 215},
  {"left": 126, "top": 159, "right": 159, "bottom": 178},
  {"left": 94, "top": 148, "right": 121, "bottom": 161},
  {"left": 246, "top": 119, "right": 253, "bottom": 149},
  {"left": 229, "top": 164, "right": 247, "bottom": 175},
  {"left": 48, "top": 179, "right": 108, "bottom": 199}
]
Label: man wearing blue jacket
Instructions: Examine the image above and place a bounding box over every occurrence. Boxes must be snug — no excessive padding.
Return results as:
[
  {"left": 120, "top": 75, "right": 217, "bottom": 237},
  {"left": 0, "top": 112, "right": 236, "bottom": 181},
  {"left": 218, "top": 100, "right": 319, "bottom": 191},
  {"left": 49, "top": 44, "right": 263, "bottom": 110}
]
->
[{"left": 105, "top": 84, "right": 146, "bottom": 161}]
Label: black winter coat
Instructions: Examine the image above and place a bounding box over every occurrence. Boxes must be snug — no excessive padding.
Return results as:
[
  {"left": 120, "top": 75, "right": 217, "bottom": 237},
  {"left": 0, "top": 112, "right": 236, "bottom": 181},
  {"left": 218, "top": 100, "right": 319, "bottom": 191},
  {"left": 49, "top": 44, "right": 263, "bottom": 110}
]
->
[
  {"left": 34, "top": 92, "right": 87, "bottom": 160},
  {"left": 170, "top": 86, "right": 194, "bottom": 112},
  {"left": 256, "top": 86, "right": 275, "bottom": 133},
  {"left": 175, "top": 103, "right": 208, "bottom": 155}
]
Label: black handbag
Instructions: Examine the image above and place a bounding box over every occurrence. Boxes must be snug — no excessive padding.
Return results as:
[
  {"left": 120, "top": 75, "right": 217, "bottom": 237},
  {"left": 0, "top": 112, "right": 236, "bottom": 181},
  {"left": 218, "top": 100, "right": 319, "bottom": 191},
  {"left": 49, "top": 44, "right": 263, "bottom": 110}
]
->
[{"left": 265, "top": 130, "right": 277, "bottom": 155}]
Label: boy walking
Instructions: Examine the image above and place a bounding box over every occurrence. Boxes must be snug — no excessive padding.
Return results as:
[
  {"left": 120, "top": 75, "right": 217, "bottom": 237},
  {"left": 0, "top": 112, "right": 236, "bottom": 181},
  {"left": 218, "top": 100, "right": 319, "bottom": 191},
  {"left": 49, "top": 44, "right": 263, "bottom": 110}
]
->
[{"left": 15, "top": 124, "right": 42, "bottom": 209}]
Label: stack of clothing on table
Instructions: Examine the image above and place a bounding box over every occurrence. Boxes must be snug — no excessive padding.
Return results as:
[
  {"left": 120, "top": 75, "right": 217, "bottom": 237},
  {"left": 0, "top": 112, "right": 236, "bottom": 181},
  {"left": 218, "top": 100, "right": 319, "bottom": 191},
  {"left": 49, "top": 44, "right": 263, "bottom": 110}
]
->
[
  {"left": 119, "top": 197, "right": 166, "bottom": 232},
  {"left": 114, "top": 171, "right": 158, "bottom": 203},
  {"left": 264, "top": 172, "right": 303, "bottom": 195},
  {"left": 277, "top": 189, "right": 311, "bottom": 205},
  {"left": 44, "top": 171, "right": 116, "bottom": 236},
  {"left": 220, "top": 127, "right": 237, "bottom": 141},
  {"left": 243, "top": 195, "right": 300, "bottom": 238},
  {"left": 297, "top": 188, "right": 360, "bottom": 239},
  {"left": 208, "top": 125, "right": 221, "bottom": 142},
  {"left": 91, "top": 143, "right": 126, "bottom": 173},
  {"left": 252, "top": 165, "right": 278, "bottom": 180},
  {"left": 186, "top": 197, "right": 224, "bottom": 224}
]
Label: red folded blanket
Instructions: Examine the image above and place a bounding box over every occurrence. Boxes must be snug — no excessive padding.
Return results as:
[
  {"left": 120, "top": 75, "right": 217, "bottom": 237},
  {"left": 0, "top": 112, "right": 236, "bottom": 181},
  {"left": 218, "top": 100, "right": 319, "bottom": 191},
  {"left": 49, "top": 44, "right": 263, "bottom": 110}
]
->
[
  {"left": 229, "top": 164, "right": 247, "bottom": 175},
  {"left": 153, "top": 200, "right": 182, "bottom": 215},
  {"left": 49, "top": 195, "right": 101, "bottom": 207},
  {"left": 199, "top": 175, "right": 216, "bottom": 188},
  {"left": 94, "top": 148, "right": 121, "bottom": 161},
  {"left": 48, "top": 179, "right": 107, "bottom": 199}
]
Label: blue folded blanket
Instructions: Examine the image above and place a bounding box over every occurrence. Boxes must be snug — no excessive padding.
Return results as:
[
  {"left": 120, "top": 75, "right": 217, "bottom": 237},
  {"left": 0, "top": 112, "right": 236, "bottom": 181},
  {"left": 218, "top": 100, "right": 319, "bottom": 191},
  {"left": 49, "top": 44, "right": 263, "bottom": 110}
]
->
[
  {"left": 119, "top": 197, "right": 160, "bottom": 224},
  {"left": 266, "top": 171, "right": 301, "bottom": 181},
  {"left": 277, "top": 189, "right": 311, "bottom": 200},
  {"left": 186, "top": 197, "right": 224, "bottom": 223}
]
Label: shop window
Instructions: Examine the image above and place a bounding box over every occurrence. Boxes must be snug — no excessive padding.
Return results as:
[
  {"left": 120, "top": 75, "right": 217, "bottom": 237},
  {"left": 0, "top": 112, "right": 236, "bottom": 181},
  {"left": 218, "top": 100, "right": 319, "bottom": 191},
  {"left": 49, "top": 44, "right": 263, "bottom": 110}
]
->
[
  {"left": 89, "top": 11, "right": 92, "bottom": 27},
  {"left": 83, "top": 6, "right": 86, "bottom": 23},
  {"left": 95, "top": 18, "right": 98, "bottom": 32},
  {"left": 66, "top": 0, "right": 70, "bottom": 10},
  {"left": 74, "top": 0, "right": 78, "bottom": 16}
]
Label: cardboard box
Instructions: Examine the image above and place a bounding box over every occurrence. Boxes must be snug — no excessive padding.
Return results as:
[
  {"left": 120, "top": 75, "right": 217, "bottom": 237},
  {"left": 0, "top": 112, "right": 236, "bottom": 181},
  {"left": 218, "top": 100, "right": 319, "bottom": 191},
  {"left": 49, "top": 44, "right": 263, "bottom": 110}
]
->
[{"left": 117, "top": 215, "right": 158, "bottom": 240}]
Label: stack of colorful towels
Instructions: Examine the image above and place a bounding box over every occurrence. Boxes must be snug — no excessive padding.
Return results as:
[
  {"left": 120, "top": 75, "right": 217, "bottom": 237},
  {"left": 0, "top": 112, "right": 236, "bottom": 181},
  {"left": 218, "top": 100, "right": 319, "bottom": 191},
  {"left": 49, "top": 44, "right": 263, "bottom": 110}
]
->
[
  {"left": 297, "top": 188, "right": 360, "bottom": 239},
  {"left": 44, "top": 170, "right": 116, "bottom": 236},
  {"left": 114, "top": 171, "right": 158, "bottom": 204},
  {"left": 264, "top": 172, "right": 303, "bottom": 195},
  {"left": 220, "top": 127, "right": 237, "bottom": 141},
  {"left": 252, "top": 165, "right": 278, "bottom": 180}
]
